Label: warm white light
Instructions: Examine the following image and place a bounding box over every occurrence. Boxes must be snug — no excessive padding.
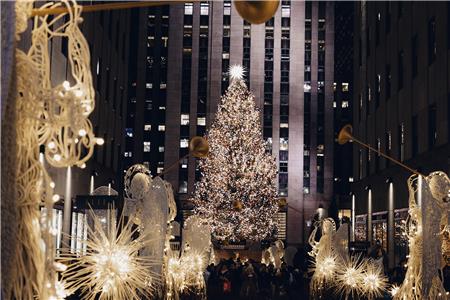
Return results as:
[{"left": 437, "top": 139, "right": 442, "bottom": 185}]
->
[
  {"left": 78, "top": 129, "right": 87, "bottom": 137},
  {"left": 50, "top": 181, "right": 56, "bottom": 189},
  {"left": 79, "top": 163, "right": 86, "bottom": 169},
  {"left": 54, "top": 154, "right": 62, "bottom": 161},
  {"left": 96, "top": 138, "right": 104, "bottom": 145},
  {"left": 48, "top": 141, "right": 56, "bottom": 149},
  {"left": 62, "top": 81, "right": 71, "bottom": 90},
  {"left": 75, "top": 90, "right": 83, "bottom": 97},
  {"left": 229, "top": 64, "right": 245, "bottom": 80},
  {"left": 52, "top": 194, "right": 60, "bottom": 202}
]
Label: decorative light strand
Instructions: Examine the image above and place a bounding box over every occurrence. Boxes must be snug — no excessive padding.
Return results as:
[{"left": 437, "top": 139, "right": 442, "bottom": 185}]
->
[{"left": 192, "top": 70, "right": 278, "bottom": 242}]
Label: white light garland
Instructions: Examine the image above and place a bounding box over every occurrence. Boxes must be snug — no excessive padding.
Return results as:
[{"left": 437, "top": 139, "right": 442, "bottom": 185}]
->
[{"left": 192, "top": 68, "right": 278, "bottom": 242}]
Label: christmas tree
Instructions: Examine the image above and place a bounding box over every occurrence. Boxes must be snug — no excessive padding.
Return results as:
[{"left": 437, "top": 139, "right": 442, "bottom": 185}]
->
[{"left": 192, "top": 65, "right": 278, "bottom": 242}]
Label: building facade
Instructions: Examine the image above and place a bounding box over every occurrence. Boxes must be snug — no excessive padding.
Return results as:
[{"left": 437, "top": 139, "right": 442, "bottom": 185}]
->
[
  {"left": 352, "top": 1, "right": 450, "bottom": 267},
  {"left": 333, "top": 1, "right": 354, "bottom": 221},
  {"left": 127, "top": 1, "right": 335, "bottom": 245}
]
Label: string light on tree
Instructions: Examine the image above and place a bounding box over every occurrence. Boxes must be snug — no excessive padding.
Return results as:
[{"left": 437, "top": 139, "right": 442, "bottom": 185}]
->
[{"left": 192, "top": 64, "right": 278, "bottom": 242}]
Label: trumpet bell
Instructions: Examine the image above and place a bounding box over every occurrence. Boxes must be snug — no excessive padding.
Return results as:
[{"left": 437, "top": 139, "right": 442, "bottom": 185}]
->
[
  {"left": 234, "top": 0, "right": 280, "bottom": 25},
  {"left": 337, "top": 124, "right": 353, "bottom": 145},
  {"left": 189, "top": 136, "right": 209, "bottom": 158}
]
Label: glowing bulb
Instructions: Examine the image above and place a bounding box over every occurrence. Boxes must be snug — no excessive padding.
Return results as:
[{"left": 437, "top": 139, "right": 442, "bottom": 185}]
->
[
  {"left": 53, "top": 154, "right": 62, "bottom": 161},
  {"left": 52, "top": 194, "right": 60, "bottom": 202},
  {"left": 79, "top": 163, "right": 86, "bottom": 169},
  {"left": 96, "top": 137, "right": 105, "bottom": 145},
  {"left": 62, "top": 81, "right": 70, "bottom": 90},
  {"left": 74, "top": 138, "right": 79, "bottom": 143},
  {"left": 229, "top": 64, "right": 245, "bottom": 80},
  {"left": 78, "top": 129, "right": 87, "bottom": 137},
  {"left": 75, "top": 90, "right": 84, "bottom": 97},
  {"left": 48, "top": 141, "right": 56, "bottom": 149},
  {"left": 50, "top": 181, "right": 55, "bottom": 188}
]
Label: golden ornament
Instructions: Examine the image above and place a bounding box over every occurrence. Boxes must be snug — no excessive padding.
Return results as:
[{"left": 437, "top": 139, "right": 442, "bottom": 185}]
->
[
  {"left": 189, "top": 136, "right": 209, "bottom": 158},
  {"left": 234, "top": 0, "right": 280, "bottom": 25},
  {"left": 278, "top": 198, "right": 287, "bottom": 208},
  {"left": 232, "top": 200, "right": 243, "bottom": 211}
]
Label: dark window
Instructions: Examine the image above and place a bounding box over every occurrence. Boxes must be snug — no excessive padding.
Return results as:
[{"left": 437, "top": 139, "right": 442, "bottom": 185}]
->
[
  {"left": 428, "top": 104, "right": 437, "bottom": 149},
  {"left": 376, "top": 12, "right": 380, "bottom": 45},
  {"left": 385, "top": 65, "right": 391, "bottom": 99},
  {"left": 412, "top": 115, "right": 418, "bottom": 156},
  {"left": 318, "top": 2, "right": 326, "bottom": 19},
  {"left": 448, "top": 3, "right": 450, "bottom": 49},
  {"left": 428, "top": 17, "right": 436, "bottom": 64},
  {"left": 385, "top": 2, "right": 391, "bottom": 33},
  {"left": 398, "top": 2, "right": 403, "bottom": 18},
  {"left": 398, "top": 51, "right": 404, "bottom": 90},
  {"left": 375, "top": 74, "right": 381, "bottom": 108},
  {"left": 412, "top": 35, "right": 418, "bottom": 78}
]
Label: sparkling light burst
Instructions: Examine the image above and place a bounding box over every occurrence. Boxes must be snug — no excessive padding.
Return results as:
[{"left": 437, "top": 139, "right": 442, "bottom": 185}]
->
[
  {"left": 229, "top": 64, "right": 245, "bottom": 80},
  {"left": 362, "top": 261, "right": 388, "bottom": 300},
  {"left": 166, "top": 250, "right": 207, "bottom": 299},
  {"left": 334, "top": 254, "right": 367, "bottom": 299},
  {"left": 192, "top": 66, "right": 278, "bottom": 242},
  {"left": 59, "top": 211, "right": 160, "bottom": 300}
]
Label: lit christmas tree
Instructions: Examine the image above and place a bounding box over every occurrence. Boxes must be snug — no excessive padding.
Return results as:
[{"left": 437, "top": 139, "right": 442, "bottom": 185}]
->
[{"left": 192, "top": 65, "right": 278, "bottom": 242}]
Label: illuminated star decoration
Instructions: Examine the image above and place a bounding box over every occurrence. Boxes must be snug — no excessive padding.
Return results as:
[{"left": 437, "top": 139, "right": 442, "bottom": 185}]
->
[
  {"left": 229, "top": 64, "right": 245, "bottom": 80},
  {"left": 59, "top": 210, "right": 160, "bottom": 300}
]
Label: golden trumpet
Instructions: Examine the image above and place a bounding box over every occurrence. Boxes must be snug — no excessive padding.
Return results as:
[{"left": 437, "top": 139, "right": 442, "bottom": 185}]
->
[
  {"left": 234, "top": 0, "right": 280, "bottom": 24},
  {"left": 338, "top": 124, "right": 424, "bottom": 176}
]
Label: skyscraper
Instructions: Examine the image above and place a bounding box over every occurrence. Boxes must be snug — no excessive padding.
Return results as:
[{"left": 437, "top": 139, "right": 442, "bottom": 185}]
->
[
  {"left": 128, "top": 1, "right": 335, "bottom": 245},
  {"left": 352, "top": 1, "right": 450, "bottom": 267}
]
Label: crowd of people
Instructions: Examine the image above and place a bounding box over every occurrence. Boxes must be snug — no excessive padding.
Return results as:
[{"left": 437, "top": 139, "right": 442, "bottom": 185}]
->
[{"left": 203, "top": 259, "right": 308, "bottom": 300}]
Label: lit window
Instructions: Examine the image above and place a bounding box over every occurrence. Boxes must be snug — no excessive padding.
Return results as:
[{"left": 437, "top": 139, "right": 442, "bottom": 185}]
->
[
  {"left": 184, "top": 3, "right": 193, "bottom": 15},
  {"left": 200, "top": 3, "right": 209, "bottom": 15},
  {"left": 158, "top": 125, "right": 166, "bottom": 131},
  {"left": 317, "top": 144, "right": 324, "bottom": 154},
  {"left": 280, "top": 138, "right": 289, "bottom": 151},
  {"left": 179, "top": 181, "right": 188, "bottom": 193},
  {"left": 158, "top": 146, "right": 165, "bottom": 153},
  {"left": 146, "top": 83, "right": 153, "bottom": 89},
  {"left": 197, "top": 117, "right": 206, "bottom": 126},
  {"left": 181, "top": 114, "right": 190, "bottom": 125},
  {"left": 224, "top": 2, "right": 231, "bottom": 15},
  {"left": 222, "top": 53, "right": 230, "bottom": 59},
  {"left": 342, "top": 101, "right": 349, "bottom": 108},
  {"left": 143, "top": 142, "right": 151, "bottom": 152},
  {"left": 303, "top": 187, "right": 310, "bottom": 194},
  {"left": 180, "top": 139, "right": 189, "bottom": 148},
  {"left": 144, "top": 124, "right": 151, "bottom": 131},
  {"left": 159, "top": 106, "right": 166, "bottom": 110},
  {"left": 160, "top": 83, "right": 167, "bottom": 89},
  {"left": 334, "top": 177, "right": 339, "bottom": 182},
  {"left": 124, "top": 152, "right": 132, "bottom": 157},
  {"left": 304, "top": 82, "right": 311, "bottom": 92},
  {"left": 280, "top": 123, "right": 289, "bottom": 128},
  {"left": 180, "top": 158, "right": 188, "bottom": 169},
  {"left": 157, "top": 167, "right": 164, "bottom": 174},
  {"left": 96, "top": 59, "right": 100, "bottom": 75},
  {"left": 333, "top": 82, "right": 336, "bottom": 91},
  {"left": 333, "top": 101, "right": 337, "bottom": 108},
  {"left": 342, "top": 82, "right": 349, "bottom": 92},
  {"left": 125, "top": 128, "right": 133, "bottom": 137},
  {"left": 349, "top": 177, "right": 354, "bottom": 182},
  {"left": 282, "top": 7, "right": 290, "bottom": 18}
]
